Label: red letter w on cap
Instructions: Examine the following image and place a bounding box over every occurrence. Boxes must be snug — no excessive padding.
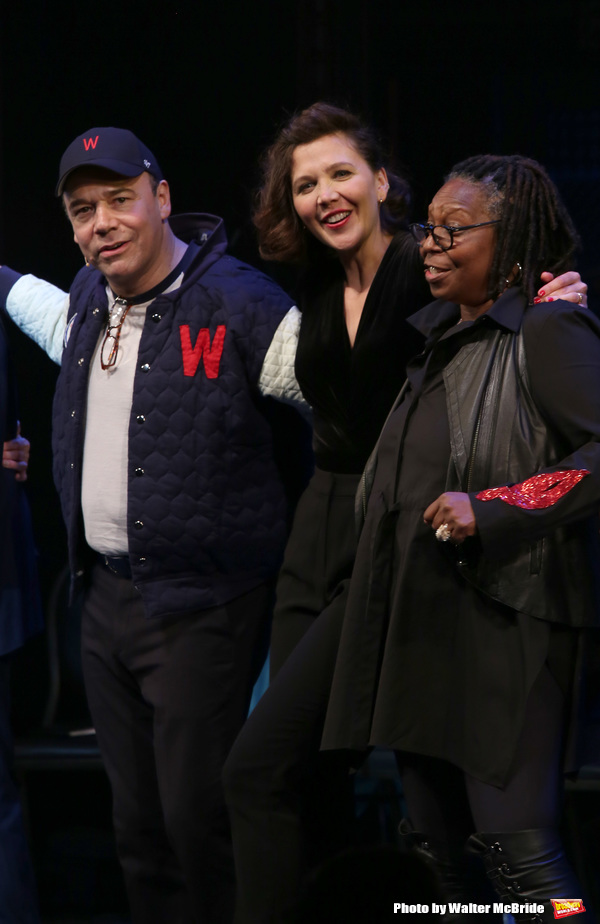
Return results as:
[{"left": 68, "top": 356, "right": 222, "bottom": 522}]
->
[
  {"left": 83, "top": 136, "right": 99, "bottom": 151},
  {"left": 180, "top": 325, "right": 226, "bottom": 378}
]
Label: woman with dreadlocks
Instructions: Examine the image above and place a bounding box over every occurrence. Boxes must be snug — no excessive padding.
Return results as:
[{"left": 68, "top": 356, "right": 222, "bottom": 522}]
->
[
  {"left": 318, "top": 155, "right": 599, "bottom": 921},
  {"left": 223, "top": 109, "right": 590, "bottom": 923}
]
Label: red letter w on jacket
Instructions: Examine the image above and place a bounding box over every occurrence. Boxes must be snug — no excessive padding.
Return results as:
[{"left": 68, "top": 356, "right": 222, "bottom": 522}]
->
[{"left": 179, "top": 325, "right": 227, "bottom": 378}]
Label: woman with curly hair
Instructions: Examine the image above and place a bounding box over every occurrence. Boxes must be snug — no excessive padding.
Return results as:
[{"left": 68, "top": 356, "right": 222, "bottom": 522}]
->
[{"left": 224, "top": 106, "right": 587, "bottom": 922}]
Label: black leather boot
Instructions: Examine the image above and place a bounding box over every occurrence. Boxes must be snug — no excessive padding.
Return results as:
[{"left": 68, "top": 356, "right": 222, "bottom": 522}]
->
[
  {"left": 468, "top": 828, "right": 591, "bottom": 923},
  {"left": 399, "top": 819, "right": 502, "bottom": 922}
]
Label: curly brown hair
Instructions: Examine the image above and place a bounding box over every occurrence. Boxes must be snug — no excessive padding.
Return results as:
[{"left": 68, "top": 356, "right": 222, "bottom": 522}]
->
[
  {"left": 446, "top": 155, "right": 580, "bottom": 303},
  {"left": 254, "top": 102, "right": 412, "bottom": 265}
]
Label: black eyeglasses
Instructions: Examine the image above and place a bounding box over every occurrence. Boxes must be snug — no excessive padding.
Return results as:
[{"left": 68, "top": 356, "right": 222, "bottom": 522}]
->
[
  {"left": 100, "top": 298, "right": 131, "bottom": 370},
  {"left": 409, "top": 220, "right": 501, "bottom": 251}
]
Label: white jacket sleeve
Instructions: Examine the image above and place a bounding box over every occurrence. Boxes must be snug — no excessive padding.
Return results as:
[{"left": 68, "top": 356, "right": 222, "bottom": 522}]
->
[
  {"left": 258, "top": 306, "right": 310, "bottom": 419},
  {"left": 6, "top": 274, "right": 69, "bottom": 365}
]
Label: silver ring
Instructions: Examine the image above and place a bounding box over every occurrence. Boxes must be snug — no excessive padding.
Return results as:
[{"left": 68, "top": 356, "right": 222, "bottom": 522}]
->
[
  {"left": 578, "top": 292, "right": 584, "bottom": 305},
  {"left": 435, "top": 523, "right": 452, "bottom": 542}
]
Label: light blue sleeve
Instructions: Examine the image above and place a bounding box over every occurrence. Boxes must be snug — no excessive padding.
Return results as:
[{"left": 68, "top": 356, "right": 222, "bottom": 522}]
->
[{"left": 5, "top": 274, "right": 69, "bottom": 365}]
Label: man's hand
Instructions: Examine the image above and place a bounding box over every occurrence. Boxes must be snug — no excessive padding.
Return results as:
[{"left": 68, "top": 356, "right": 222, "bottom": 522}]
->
[{"left": 3, "top": 422, "right": 30, "bottom": 482}]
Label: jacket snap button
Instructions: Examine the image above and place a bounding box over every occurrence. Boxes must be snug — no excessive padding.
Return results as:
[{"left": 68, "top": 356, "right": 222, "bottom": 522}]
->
[
  {"left": 140, "top": 363, "right": 151, "bottom": 373},
  {"left": 78, "top": 357, "right": 85, "bottom": 366},
  {"left": 135, "top": 468, "right": 144, "bottom": 476},
  {"left": 136, "top": 415, "right": 146, "bottom": 423},
  {"left": 139, "top": 557, "right": 147, "bottom": 566},
  {"left": 71, "top": 409, "right": 76, "bottom": 417},
  {"left": 134, "top": 520, "right": 144, "bottom": 530},
  {"left": 151, "top": 313, "right": 162, "bottom": 323}
]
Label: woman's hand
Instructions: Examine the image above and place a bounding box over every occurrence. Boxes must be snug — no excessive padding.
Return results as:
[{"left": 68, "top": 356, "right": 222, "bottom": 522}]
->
[
  {"left": 535, "top": 271, "right": 587, "bottom": 307},
  {"left": 2, "top": 422, "right": 30, "bottom": 482},
  {"left": 423, "top": 492, "right": 476, "bottom": 544}
]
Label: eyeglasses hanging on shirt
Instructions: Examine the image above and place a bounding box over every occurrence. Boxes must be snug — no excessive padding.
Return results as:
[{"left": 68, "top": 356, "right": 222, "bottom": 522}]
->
[
  {"left": 99, "top": 242, "right": 196, "bottom": 370},
  {"left": 100, "top": 298, "right": 131, "bottom": 370}
]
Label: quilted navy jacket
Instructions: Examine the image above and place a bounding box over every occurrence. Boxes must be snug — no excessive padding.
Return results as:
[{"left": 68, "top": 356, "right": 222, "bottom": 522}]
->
[{"left": 52, "top": 213, "right": 298, "bottom": 618}]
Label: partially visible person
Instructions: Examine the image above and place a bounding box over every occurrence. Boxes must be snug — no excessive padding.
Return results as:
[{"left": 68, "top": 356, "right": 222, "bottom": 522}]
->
[
  {"left": 254, "top": 104, "right": 588, "bottom": 680},
  {"left": 223, "top": 104, "right": 588, "bottom": 924},
  {"left": 0, "top": 126, "right": 308, "bottom": 924},
  {"left": 0, "top": 316, "right": 43, "bottom": 923},
  {"left": 3, "top": 423, "right": 30, "bottom": 482},
  {"left": 320, "top": 155, "right": 599, "bottom": 921}
]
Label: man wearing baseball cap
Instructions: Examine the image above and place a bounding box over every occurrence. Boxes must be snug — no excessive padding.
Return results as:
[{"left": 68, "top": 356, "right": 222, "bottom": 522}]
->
[
  {"left": 55, "top": 127, "right": 164, "bottom": 195},
  {"left": 0, "top": 126, "right": 306, "bottom": 923}
]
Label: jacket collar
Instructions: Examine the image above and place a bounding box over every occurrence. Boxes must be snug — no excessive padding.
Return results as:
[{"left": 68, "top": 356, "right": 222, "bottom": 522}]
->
[
  {"left": 169, "top": 212, "right": 227, "bottom": 249},
  {"left": 87, "top": 212, "right": 229, "bottom": 302},
  {"left": 407, "top": 286, "right": 529, "bottom": 342}
]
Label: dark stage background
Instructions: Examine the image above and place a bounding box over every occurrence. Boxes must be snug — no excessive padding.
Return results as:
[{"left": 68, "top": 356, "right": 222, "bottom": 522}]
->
[
  {"left": 2, "top": 0, "right": 599, "bottom": 623},
  {"left": 1, "top": 0, "right": 599, "bottom": 917}
]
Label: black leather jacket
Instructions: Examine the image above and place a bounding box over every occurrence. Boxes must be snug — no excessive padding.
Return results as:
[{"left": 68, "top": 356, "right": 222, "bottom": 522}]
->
[{"left": 359, "top": 288, "right": 600, "bottom": 627}]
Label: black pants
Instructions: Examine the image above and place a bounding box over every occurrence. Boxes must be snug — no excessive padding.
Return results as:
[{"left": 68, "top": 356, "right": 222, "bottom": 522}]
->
[
  {"left": 398, "top": 662, "right": 567, "bottom": 840},
  {"left": 223, "top": 592, "right": 349, "bottom": 924},
  {"left": 81, "top": 562, "right": 272, "bottom": 924},
  {"left": 270, "top": 469, "right": 359, "bottom": 677},
  {"left": 0, "top": 656, "right": 40, "bottom": 924},
  {"left": 223, "top": 611, "right": 572, "bottom": 924}
]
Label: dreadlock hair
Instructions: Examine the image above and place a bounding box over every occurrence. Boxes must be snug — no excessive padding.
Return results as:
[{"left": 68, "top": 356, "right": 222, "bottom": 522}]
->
[
  {"left": 446, "top": 154, "right": 580, "bottom": 303},
  {"left": 253, "top": 102, "right": 412, "bottom": 265}
]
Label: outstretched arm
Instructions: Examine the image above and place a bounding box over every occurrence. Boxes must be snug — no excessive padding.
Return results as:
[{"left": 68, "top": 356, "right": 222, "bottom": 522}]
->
[
  {"left": 1, "top": 267, "right": 69, "bottom": 364},
  {"left": 258, "top": 306, "right": 311, "bottom": 418}
]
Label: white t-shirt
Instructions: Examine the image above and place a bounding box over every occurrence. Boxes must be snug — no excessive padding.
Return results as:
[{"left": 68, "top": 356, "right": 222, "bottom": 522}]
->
[{"left": 81, "top": 279, "right": 182, "bottom": 555}]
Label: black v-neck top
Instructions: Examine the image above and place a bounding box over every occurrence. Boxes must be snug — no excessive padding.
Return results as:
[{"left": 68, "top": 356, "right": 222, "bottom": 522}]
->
[{"left": 294, "top": 231, "right": 430, "bottom": 473}]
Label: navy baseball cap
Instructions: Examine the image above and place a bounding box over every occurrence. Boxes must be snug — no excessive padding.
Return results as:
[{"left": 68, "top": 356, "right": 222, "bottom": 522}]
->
[{"left": 56, "top": 127, "right": 163, "bottom": 195}]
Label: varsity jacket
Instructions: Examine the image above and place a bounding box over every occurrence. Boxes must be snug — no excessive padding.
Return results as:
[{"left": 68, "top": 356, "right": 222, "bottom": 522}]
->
[
  {"left": 359, "top": 287, "right": 600, "bottom": 627},
  {"left": 0, "top": 214, "right": 305, "bottom": 619}
]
